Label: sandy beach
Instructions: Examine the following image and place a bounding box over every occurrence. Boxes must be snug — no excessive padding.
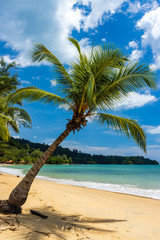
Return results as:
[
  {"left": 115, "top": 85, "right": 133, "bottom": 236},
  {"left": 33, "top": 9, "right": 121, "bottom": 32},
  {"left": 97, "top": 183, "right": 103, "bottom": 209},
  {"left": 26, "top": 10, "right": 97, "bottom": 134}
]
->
[{"left": 0, "top": 173, "right": 160, "bottom": 240}]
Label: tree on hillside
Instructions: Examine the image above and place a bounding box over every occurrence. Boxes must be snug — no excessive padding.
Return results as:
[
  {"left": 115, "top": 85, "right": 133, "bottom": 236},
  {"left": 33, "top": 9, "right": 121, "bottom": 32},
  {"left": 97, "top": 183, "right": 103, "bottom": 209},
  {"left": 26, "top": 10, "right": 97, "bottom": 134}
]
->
[
  {"left": 0, "top": 38, "right": 156, "bottom": 214},
  {"left": 0, "top": 58, "right": 32, "bottom": 142},
  {"left": 0, "top": 58, "right": 19, "bottom": 96}
]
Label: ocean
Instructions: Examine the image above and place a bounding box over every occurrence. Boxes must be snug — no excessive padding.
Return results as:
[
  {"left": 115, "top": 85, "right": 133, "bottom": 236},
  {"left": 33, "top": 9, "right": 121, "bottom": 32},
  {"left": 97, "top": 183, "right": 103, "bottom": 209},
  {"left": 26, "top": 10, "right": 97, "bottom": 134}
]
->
[{"left": 0, "top": 164, "right": 160, "bottom": 200}]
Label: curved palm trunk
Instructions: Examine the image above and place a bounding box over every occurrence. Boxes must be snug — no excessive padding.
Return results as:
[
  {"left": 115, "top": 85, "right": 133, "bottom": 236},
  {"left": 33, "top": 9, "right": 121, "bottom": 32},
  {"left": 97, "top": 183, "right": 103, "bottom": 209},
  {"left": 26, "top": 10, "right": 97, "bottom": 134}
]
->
[{"left": 0, "top": 126, "right": 73, "bottom": 214}]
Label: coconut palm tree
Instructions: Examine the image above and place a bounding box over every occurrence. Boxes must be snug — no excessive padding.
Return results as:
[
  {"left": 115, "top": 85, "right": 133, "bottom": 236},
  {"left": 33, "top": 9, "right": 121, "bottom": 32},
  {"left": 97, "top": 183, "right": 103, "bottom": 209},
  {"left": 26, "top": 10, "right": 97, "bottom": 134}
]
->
[
  {"left": 0, "top": 58, "right": 20, "bottom": 95},
  {"left": 0, "top": 95, "right": 32, "bottom": 141},
  {"left": 0, "top": 76, "right": 31, "bottom": 141},
  {"left": 0, "top": 114, "right": 18, "bottom": 141},
  {"left": 0, "top": 38, "right": 156, "bottom": 214},
  {"left": 0, "top": 59, "right": 32, "bottom": 141}
]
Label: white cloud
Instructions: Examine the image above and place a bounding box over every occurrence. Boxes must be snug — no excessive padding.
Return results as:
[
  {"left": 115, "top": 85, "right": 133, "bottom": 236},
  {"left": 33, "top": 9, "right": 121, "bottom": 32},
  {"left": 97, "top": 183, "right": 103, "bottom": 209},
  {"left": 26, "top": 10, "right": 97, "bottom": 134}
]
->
[
  {"left": 129, "top": 40, "right": 138, "bottom": 49},
  {"left": 137, "top": 5, "right": 160, "bottom": 70},
  {"left": 2, "top": 55, "right": 17, "bottom": 64},
  {"left": 12, "top": 135, "right": 20, "bottom": 139},
  {"left": 0, "top": 0, "right": 84, "bottom": 67},
  {"left": 81, "top": 0, "right": 127, "bottom": 30},
  {"left": 58, "top": 103, "right": 70, "bottom": 110},
  {"left": 150, "top": 55, "right": 160, "bottom": 70},
  {"left": 127, "top": 1, "right": 141, "bottom": 13},
  {"left": 79, "top": 38, "right": 91, "bottom": 51},
  {"left": 128, "top": 41, "right": 144, "bottom": 61},
  {"left": 50, "top": 80, "right": 57, "bottom": 87},
  {"left": 143, "top": 125, "right": 160, "bottom": 134},
  {"left": 33, "top": 136, "right": 37, "bottom": 139},
  {"left": 86, "top": 111, "right": 97, "bottom": 123},
  {"left": 103, "top": 130, "right": 121, "bottom": 135},
  {"left": 43, "top": 138, "right": 56, "bottom": 145},
  {"left": 21, "top": 80, "right": 31, "bottom": 85},
  {"left": 1, "top": 0, "right": 159, "bottom": 72},
  {"left": 129, "top": 49, "right": 143, "bottom": 61},
  {"left": 113, "top": 91, "right": 158, "bottom": 110},
  {"left": 0, "top": 0, "right": 129, "bottom": 67},
  {"left": 127, "top": 1, "right": 157, "bottom": 14},
  {"left": 32, "top": 76, "right": 40, "bottom": 81}
]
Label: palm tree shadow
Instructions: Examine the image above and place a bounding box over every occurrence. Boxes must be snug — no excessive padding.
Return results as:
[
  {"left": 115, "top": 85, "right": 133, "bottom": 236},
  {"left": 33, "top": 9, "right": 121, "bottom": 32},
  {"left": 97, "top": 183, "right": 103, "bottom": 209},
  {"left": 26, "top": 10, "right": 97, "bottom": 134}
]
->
[{"left": 0, "top": 206, "right": 126, "bottom": 240}]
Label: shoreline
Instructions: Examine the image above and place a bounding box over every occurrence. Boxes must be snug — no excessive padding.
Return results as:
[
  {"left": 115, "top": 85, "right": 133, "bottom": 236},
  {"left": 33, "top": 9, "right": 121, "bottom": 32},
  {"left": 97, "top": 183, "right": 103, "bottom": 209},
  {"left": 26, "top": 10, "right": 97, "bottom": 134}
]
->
[
  {"left": 0, "top": 173, "right": 160, "bottom": 239},
  {"left": 0, "top": 165, "right": 160, "bottom": 201}
]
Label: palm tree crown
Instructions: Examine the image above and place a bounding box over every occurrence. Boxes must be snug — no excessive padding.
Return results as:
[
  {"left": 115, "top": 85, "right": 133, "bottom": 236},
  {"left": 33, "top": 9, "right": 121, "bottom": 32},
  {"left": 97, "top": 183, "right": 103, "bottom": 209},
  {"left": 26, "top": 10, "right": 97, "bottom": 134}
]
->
[
  {"left": 0, "top": 59, "right": 31, "bottom": 142},
  {"left": 9, "top": 38, "right": 156, "bottom": 152}
]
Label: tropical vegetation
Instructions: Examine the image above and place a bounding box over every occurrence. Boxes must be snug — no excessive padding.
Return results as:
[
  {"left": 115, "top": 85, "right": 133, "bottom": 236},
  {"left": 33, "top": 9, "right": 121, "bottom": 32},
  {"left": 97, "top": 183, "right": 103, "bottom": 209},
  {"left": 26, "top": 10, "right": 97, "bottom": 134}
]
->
[
  {"left": 0, "top": 38, "right": 156, "bottom": 214},
  {"left": 0, "top": 137, "right": 158, "bottom": 165},
  {"left": 0, "top": 58, "right": 31, "bottom": 142}
]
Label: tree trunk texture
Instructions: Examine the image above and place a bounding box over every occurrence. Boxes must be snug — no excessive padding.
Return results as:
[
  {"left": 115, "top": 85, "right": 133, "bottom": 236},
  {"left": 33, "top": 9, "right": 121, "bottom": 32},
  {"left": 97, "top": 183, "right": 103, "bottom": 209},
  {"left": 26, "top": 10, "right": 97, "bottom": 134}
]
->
[{"left": 0, "top": 126, "right": 72, "bottom": 214}]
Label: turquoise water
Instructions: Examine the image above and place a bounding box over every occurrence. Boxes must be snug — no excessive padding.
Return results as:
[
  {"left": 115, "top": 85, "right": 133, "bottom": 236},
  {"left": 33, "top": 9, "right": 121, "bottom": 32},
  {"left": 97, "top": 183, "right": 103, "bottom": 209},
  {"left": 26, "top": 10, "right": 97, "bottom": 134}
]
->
[{"left": 1, "top": 164, "right": 160, "bottom": 199}]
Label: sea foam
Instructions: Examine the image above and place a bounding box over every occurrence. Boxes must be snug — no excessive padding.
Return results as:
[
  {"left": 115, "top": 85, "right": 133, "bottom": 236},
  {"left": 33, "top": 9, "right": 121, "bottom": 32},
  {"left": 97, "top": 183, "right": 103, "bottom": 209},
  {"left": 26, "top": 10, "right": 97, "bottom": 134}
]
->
[
  {"left": 0, "top": 165, "right": 24, "bottom": 176},
  {"left": 37, "top": 175, "right": 160, "bottom": 200},
  {"left": 1, "top": 165, "right": 160, "bottom": 200}
]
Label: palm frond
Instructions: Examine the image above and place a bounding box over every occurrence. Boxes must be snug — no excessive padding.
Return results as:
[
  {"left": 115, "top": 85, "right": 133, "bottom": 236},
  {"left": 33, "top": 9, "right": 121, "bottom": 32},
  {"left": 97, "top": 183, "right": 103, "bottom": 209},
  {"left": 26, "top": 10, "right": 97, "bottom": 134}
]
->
[
  {"left": 6, "top": 107, "right": 32, "bottom": 128},
  {"left": 96, "top": 62, "right": 156, "bottom": 109},
  {"left": 7, "top": 87, "right": 72, "bottom": 109},
  {"left": 0, "top": 114, "right": 14, "bottom": 123},
  {"left": 90, "top": 44, "right": 127, "bottom": 79},
  {"left": 0, "top": 76, "right": 16, "bottom": 96},
  {"left": 86, "top": 72, "right": 96, "bottom": 107},
  {"left": 76, "top": 63, "right": 96, "bottom": 112},
  {"left": 68, "top": 37, "right": 82, "bottom": 58},
  {"left": 7, "top": 119, "right": 19, "bottom": 133},
  {"left": 69, "top": 43, "right": 128, "bottom": 111},
  {"left": 70, "top": 57, "right": 91, "bottom": 109},
  {"left": 0, "top": 117, "right": 10, "bottom": 141},
  {"left": 0, "top": 113, "right": 19, "bottom": 134},
  {"left": 0, "top": 114, "right": 20, "bottom": 141},
  {"left": 32, "top": 43, "right": 73, "bottom": 91},
  {"left": 97, "top": 113, "right": 146, "bottom": 152}
]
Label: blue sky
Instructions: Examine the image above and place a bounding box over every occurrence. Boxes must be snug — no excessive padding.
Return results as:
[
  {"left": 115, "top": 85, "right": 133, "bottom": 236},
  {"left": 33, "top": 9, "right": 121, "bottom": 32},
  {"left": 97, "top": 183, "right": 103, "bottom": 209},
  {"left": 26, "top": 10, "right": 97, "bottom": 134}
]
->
[{"left": 1, "top": 0, "right": 160, "bottom": 161}]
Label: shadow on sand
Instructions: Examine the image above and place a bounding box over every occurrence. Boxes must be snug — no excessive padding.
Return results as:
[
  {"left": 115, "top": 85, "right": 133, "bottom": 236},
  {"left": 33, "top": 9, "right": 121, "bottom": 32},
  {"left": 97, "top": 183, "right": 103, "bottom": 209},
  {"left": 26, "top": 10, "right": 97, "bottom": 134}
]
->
[{"left": 0, "top": 206, "right": 126, "bottom": 240}]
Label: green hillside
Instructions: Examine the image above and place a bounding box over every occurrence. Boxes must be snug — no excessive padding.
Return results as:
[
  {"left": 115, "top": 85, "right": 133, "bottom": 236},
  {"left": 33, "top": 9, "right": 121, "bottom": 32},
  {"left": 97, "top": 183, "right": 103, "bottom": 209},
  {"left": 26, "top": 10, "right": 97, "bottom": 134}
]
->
[{"left": 0, "top": 137, "right": 159, "bottom": 165}]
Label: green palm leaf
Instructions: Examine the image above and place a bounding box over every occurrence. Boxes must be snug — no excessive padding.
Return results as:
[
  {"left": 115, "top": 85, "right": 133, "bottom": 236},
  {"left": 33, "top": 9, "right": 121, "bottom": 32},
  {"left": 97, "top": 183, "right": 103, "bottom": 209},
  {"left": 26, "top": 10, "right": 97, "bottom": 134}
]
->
[
  {"left": 0, "top": 114, "right": 10, "bottom": 141},
  {"left": 97, "top": 113, "right": 146, "bottom": 152},
  {"left": 7, "top": 118, "right": 19, "bottom": 133},
  {"left": 96, "top": 63, "right": 156, "bottom": 109},
  {"left": 0, "top": 114, "right": 19, "bottom": 141},
  {"left": 90, "top": 44, "right": 127, "bottom": 79},
  {"left": 70, "top": 44, "right": 128, "bottom": 111},
  {"left": 6, "top": 107, "right": 32, "bottom": 128},
  {"left": 8, "top": 87, "right": 73, "bottom": 109},
  {"left": 32, "top": 43, "right": 73, "bottom": 92},
  {"left": 68, "top": 37, "right": 82, "bottom": 58},
  {"left": 0, "top": 59, "right": 32, "bottom": 142},
  {"left": 0, "top": 76, "right": 16, "bottom": 96}
]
